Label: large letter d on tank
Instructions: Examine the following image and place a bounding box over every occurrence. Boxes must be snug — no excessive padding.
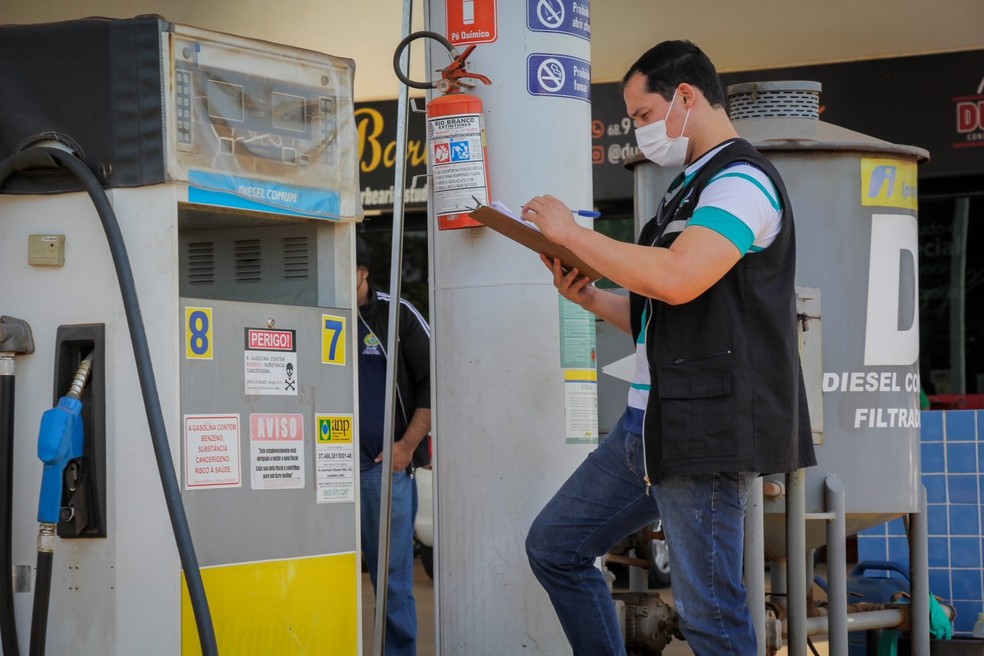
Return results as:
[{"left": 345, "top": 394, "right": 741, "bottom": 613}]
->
[{"left": 864, "top": 213, "right": 919, "bottom": 365}]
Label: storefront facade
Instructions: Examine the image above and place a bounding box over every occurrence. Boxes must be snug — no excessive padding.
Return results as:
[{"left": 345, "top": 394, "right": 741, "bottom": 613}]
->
[{"left": 357, "top": 48, "right": 984, "bottom": 400}]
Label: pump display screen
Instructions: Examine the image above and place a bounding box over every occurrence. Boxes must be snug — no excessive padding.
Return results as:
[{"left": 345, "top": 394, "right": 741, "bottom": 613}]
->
[
  {"left": 193, "top": 68, "right": 317, "bottom": 139},
  {"left": 168, "top": 26, "right": 360, "bottom": 220},
  {"left": 176, "top": 64, "right": 335, "bottom": 167},
  {"left": 207, "top": 80, "right": 245, "bottom": 123},
  {"left": 271, "top": 92, "right": 307, "bottom": 133}
]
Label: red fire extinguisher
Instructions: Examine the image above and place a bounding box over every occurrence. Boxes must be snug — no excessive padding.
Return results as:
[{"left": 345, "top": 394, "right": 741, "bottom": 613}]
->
[{"left": 394, "top": 31, "right": 492, "bottom": 230}]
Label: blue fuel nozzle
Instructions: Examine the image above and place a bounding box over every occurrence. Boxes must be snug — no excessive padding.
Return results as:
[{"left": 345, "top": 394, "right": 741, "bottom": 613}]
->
[{"left": 37, "top": 395, "right": 85, "bottom": 524}]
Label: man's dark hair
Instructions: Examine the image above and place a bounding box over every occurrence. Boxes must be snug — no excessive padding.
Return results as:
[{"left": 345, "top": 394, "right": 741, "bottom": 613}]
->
[
  {"left": 622, "top": 40, "right": 726, "bottom": 108},
  {"left": 356, "top": 235, "right": 371, "bottom": 270}
]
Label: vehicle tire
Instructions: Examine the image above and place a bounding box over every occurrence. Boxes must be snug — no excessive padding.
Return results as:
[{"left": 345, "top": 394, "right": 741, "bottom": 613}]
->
[
  {"left": 640, "top": 522, "right": 671, "bottom": 588},
  {"left": 420, "top": 545, "right": 434, "bottom": 580}
]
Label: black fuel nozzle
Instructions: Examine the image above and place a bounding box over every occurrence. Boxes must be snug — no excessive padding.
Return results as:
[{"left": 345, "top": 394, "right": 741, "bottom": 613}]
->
[{"left": 0, "top": 316, "right": 35, "bottom": 356}]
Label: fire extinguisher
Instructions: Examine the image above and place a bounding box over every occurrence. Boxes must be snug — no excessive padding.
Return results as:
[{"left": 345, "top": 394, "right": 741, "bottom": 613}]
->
[{"left": 393, "top": 31, "right": 492, "bottom": 230}]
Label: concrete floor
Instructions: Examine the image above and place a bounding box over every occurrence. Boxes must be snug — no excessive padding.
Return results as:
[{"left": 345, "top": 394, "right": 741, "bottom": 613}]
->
[
  {"left": 361, "top": 558, "right": 833, "bottom": 655},
  {"left": 361, "top": 558, "right": 436, "bottom": 656}
]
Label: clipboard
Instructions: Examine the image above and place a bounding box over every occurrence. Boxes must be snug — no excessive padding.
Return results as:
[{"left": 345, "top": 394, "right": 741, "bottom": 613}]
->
[{"left": 468, "top": 205, "right": 604, "bottom": 282}]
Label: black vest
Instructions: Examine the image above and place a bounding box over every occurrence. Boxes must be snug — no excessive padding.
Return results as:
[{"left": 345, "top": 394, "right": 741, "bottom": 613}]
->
[{"left": 630, "top": 139, "right": 816, "bottom": 479}]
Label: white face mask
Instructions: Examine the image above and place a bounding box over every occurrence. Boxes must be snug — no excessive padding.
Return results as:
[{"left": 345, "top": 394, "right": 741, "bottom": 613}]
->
[{"left": 634, "top": 89, "right": 691, "bottom": 167}]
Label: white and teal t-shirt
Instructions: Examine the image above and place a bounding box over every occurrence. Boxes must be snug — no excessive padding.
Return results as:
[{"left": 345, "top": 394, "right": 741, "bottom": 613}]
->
[{"left": 623, "top": 143, "right": 783, "bottom": 435}]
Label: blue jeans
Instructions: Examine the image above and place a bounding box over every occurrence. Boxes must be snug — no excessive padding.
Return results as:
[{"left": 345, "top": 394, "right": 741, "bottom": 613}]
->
[
  {"left": 361, "top": 465, "right": 417, "bottom": 656},
  {"left": 525, "top": 415, "right": 758, "bottom": 656}
]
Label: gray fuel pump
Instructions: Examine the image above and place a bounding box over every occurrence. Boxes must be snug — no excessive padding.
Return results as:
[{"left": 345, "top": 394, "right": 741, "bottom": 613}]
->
[{"left": 0, "top": 16, "right": 364, "bottom": 655}]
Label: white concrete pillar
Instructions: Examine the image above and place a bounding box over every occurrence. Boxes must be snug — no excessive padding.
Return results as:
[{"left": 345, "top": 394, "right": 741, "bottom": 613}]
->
[{"left": 425, "top": 1, "right": 595, "bottom": 654}]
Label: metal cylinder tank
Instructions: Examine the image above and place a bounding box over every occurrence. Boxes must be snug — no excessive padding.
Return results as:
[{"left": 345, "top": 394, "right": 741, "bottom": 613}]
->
[{"left": 630, "top": 81, "right": 929, "bottom": 557}]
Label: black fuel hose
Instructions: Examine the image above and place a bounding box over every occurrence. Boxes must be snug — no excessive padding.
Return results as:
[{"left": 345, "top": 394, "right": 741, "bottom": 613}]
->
[
  {"left": 0, "top": 146, "right": 218, "bottom": 656},
  {"left": 1, "top": 370, "right": 20, "bottom": 656},
  {"left": 27, "top": 549, "right": 51, "bottom": 656}
]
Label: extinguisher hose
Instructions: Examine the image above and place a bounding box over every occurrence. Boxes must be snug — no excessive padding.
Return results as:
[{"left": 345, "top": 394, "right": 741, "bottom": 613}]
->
[
  {"left": 1, "top": 372, "right": 20, "bottom": 656},
  {"left": 393, "top": 30, "right": 456, "bottom": 89},
  {"left": 0, "top": 146, "right": 219, "bottom": 656}
]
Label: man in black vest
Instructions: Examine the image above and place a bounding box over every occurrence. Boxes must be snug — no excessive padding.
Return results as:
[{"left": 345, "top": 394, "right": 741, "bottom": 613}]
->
[{"left": 523, "top": 41, "right": 816, "bottom": 655}]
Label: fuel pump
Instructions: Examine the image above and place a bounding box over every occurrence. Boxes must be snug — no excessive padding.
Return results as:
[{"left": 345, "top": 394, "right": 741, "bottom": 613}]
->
[
  {"left": 393, "top": 31, "right": 491, "bottom": 229},
  {"left": 0, "top": 143, "right": 219, "bottom": 656},
  {"left": 0, "top": 17, "right": 364, "bottom": 654}
]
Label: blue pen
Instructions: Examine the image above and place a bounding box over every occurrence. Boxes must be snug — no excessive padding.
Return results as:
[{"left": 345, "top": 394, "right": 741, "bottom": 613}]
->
[{"left": 573, "top": 209, "right": 601, "bottom": 218}]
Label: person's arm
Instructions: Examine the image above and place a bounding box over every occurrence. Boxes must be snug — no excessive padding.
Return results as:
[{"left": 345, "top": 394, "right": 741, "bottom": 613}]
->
[
  {"left": 384, "top": 407, "right": 431, "bottom": 471},
  {"left": 524, "top": 195, "right": 740, "bottom": 305},
  {"left": 378, "top": 299, "right": 431, "bottom": 471}
]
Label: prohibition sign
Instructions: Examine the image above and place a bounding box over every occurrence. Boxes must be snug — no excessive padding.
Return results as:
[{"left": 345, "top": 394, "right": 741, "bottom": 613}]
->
[
  {"left": 536, "top": 0, "right": 565, "bottom": 28},
  {"left": 537, "top": 58, "right": 566, "bottom": 93}
]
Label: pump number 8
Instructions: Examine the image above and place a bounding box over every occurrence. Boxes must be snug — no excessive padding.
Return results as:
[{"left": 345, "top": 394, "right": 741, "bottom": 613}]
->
[{"left": 185, "top": 307, "right": 214, "bottom": 360}]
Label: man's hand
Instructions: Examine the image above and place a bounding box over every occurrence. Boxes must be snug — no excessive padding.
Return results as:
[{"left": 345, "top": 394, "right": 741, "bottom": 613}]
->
[
  {"left": 375, "top": 438, "right": 415, "bottom": 472},
  {"left": 522, "top": 194, "right": 581, "bottom": 247},
  {"left": 540, "top": 253, "right": 595, "bottom": 307}
]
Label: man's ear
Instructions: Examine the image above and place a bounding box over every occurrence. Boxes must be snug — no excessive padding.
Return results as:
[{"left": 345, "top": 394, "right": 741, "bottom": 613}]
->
[{"left": 678, "top": 82, "right": 697, "bottom": 108}]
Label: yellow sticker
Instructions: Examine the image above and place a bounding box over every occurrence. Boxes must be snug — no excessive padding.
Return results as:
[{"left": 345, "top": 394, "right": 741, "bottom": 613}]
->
[
  {"left": 185, "top": 307, "right": 213, "bottom": 360},
  {"left": 860, "top": 158, "right": 918, "bottom": 210},
  {"left": 564, "top": 368, "right": 598, "bottom": 383},
  {"left": 316, "top": 414, "right": 354, "bottom": 443},
  {"left": 321, "top": 314, "right": 347, "bottom": 365}
]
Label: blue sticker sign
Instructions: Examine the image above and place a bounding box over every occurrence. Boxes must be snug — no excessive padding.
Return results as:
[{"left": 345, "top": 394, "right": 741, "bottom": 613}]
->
[
  {"left": 527, "top": 54, "right": 591, "bottom": 102},
  {"left": 450, "top": 141, "right": 472, "bottom": 162},
  {"left": 187, "top": 170, "right": 342, "bottom": 220},
  {"left": 527, "top": 0, "right": 591, "bottom": 41}
]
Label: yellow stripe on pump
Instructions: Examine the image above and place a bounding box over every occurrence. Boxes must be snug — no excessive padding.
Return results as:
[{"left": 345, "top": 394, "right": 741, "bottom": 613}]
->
[{"left": 181, "top": 552, "right": 360, "bottom": 655}]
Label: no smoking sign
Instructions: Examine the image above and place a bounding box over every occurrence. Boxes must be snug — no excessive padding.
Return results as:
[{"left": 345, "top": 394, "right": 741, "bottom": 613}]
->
[{"left": 526, "top": 0, "right": 591, "bottom": 41}]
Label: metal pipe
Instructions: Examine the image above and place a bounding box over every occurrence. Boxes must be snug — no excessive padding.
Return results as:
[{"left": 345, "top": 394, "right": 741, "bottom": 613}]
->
[
  {"left": 909, "top": 484, "right": 930, "bottom": 656},
  {"left": 65, "top": 354, "right": 93, "bottom": 400},
  {"left": 762, "top": 479, "right": 785, "bottom": 499},
  {"left": 771, "top": 557, "right": 788, "bottom": 612},
  {"left": 627, "top": 553, "right": 648, "bottom": 593},
  {"left": 802, "top": 609, "right": 906, "bottom": 636},
  {"left": 745, "top": 476, "right": 766, "bottom": 656},
  {"left": 824, "top": 476, "right": 848, "bottom": 656},
  {"left": 421, "top": 3, "right": 442, "bottom": 653},
  {"left": 792, "top": 601, "right": 957, "bottom": 639},
  {"left": 786, "top": 469, "right": 808, "bottom": 655},
  {"left": 606, "top": 552, "right": 649, "bottom": 569},
  {"left": 806, "top": 548, "right": 815, "bottom": 607},
  {"left": 373, "top": 0, "right": 414, "bottom": 652}
]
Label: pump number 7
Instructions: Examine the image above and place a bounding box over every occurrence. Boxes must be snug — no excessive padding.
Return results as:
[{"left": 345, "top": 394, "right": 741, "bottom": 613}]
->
[{"left": 322, "top": 315, "right": 347, "bottom": 365}]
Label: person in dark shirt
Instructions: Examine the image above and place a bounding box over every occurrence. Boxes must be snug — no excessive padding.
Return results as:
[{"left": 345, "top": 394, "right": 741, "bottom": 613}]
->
[{"left": 356, "top": 236, "right": 431, "bottom": 656}]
